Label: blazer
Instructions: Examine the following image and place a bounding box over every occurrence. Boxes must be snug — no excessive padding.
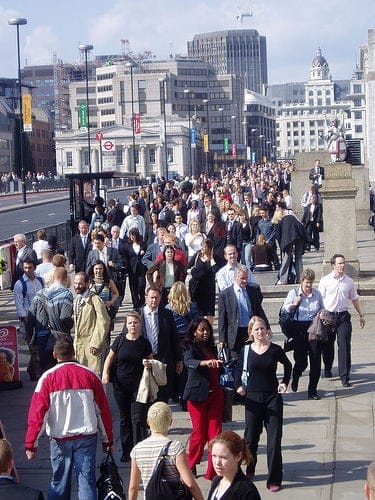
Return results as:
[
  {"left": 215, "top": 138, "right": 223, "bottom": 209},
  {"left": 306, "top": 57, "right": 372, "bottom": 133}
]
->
[
  {"left": 142, "top": 242, "right": 164, "bottom": 269},
  {"left": 85, "top": 247, "right": 121, "bottom": 273},
  {"left": 301, "top": 203, "right": 323, "bottom": 226},
  {"left": 198, "top": 204, "right": 221, "bottom": 231},
  {"left": 208, "top": 469, "right": 261, "bottom": 500},
  {"left": 0, "top": 477, "right": 44, "bottom": 500},
  {"left": 68, "top": 233, "right": 92, "bottom": 272},
  {"left": 226, "top": 220, "right": 243, "bottom": 253},
  {"left": 146, "top": 260, "right": 186, "bottom": 289},
  {"left": 140, "top": 306, "right": 180, "bottom": 370},
  {"left": 183, "top": 342, "right": 220, "bottom": 402},
  {"left": 123, "top": 241, "right": 148, "bottom": 276},
  {"left": 218, "top": 283, "right": 270, "bottom": 349}
]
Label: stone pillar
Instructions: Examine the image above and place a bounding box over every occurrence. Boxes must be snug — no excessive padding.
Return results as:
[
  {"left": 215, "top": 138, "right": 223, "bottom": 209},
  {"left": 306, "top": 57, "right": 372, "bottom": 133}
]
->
[
  {"left": 140, "top": 146, "right": 147, "bottom": 180},
  {"left": 157, "top": 145, "right": 164, "bottom": 179},
  {"left": 92, "top": 148, "right": 99, "bottom": 173},
  {"left": 124, "top": 146, "right": 131, "bottom": 173},
  {"left": 320, "top": 162, "right": 359, "bottom": 278},
  {"left": 74, "top": 148, "right": 82, "bottom": 173},
  {"left": 292, "top": 151, "right": 330, "bottom": 219},
  {"left": 352, "top": 164, "right": 370, "bottom": 226}
]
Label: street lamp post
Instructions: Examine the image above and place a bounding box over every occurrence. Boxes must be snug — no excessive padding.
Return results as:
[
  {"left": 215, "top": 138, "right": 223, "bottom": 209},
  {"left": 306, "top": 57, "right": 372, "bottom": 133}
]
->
[
  {"left": 126, "top": 62, "right": 137, "bottom": 174},
  {"left": 202, "top": 98, "right": 210, "bottom": 173},
  {"left": 159, "top": 77, "right": 169, "bottom": 179},
  {"left": 183, "top": 89, "right": 192, "bottom": 177},
  {"left": 8, "top": 17, "right": 27, "bottom": 204},
  {"left": 219, "top": 107, "right": 225, "bottom": 169},
  {"left": 79, "top": 43, "right": 93, "bottom": 173}
]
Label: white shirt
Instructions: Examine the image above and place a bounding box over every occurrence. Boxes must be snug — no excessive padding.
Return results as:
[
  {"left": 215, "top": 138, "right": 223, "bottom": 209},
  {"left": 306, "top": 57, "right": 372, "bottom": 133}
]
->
[
  {"left": 216, "top": 263, "right": 255, "bottom": 291},
  {"left": 318, "top": 272, "right": 358, "bottom": 312}
]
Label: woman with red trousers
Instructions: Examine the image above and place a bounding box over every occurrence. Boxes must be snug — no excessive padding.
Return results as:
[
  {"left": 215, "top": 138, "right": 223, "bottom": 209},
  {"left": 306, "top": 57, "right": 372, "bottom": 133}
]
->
[{"left": 183, "top": 317, "right": 223, "bottom": 480}]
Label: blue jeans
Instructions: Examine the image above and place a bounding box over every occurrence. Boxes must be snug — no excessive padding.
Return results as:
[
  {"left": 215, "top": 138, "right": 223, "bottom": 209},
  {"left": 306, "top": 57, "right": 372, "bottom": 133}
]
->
[{"left": 48, "top": 434, "right": 97, "bottom": 500}]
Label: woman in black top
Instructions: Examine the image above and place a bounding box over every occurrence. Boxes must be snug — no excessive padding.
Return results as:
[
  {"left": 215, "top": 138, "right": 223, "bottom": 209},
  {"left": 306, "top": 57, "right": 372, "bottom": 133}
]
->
[
  {"left": 207, "top": 431, "right": 261, "bottom": 500},
  {"left": 235, "top": 316, "right": 291, "bottom": 492},
  {"left": 102, "top": 311, "right": 152, "bottom": 462},
  {"left": 123, "top": 227, "right": 147, "bottom": 308}
]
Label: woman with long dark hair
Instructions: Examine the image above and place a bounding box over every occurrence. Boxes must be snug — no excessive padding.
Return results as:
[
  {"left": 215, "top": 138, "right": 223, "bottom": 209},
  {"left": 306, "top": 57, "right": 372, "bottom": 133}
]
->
[
  {"left": 88, "top": 259, "right": 119, "bottom": 329},
  {"left": 183, "top": 317, "right": 223, "bottom": 480},
  {"left": 123, "top": 227, "right": 147, "bottom": 308}
]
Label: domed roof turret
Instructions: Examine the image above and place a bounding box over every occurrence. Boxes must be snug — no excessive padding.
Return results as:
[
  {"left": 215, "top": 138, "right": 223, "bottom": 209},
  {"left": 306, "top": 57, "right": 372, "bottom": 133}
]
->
[{"left": 312, "top": 48, "right": 328, "bottom": 69}]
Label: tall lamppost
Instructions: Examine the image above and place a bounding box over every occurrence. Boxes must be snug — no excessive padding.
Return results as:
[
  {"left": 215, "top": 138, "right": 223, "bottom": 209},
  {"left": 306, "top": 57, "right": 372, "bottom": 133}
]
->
[
  {"left": 126, "top": 62, "right": 137, "bottom": 173},
  {"left": 79, "top": 43, "right": 93, "bottom": 173},
  {"left": 183, "top": 89, "right": 192, "bottom": 177},
  {"left": 8, "top": 17, "right": 27, "bottom": 204},
  {"left": 202, "top": 98, "right": 210, "bottom": 173},
  {"left": 218, "top": 106, "right": 225, "bottom": 169},
  {"left": 258, "top": 134, "right": 264, "bottom": 163},
  {"left": 159, "top": 77, "right": 169, "bottom": 179}
]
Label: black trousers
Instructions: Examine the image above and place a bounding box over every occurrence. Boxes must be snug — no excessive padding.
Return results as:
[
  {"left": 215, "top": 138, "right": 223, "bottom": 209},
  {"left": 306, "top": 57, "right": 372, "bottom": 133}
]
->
[
  {"left": 113, "top": 385, "right": 149, "bottom": 457},
  {"left": 128, "top": 272, "right": 146, "bottom": 309},
  {"left": 292, "top": 321, "right": 322, "bottom": 396},
  {"left": 322, "top": 311, "right": 352, "bottom": 383},
  {"left": 305, "top": 221, "right": 320, "bottom": 249},
  {"left": 244, "top": 391, "right": 283, "bottom": 487}
]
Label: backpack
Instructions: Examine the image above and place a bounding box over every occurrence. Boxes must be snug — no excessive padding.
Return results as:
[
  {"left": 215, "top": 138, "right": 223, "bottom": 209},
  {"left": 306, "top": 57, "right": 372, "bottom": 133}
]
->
[
  {"left": 145, "top": 441, "right": 192, "bottom": 500},
  {"left": 20, "top": 275, "right": 43, "bottom": 298}
]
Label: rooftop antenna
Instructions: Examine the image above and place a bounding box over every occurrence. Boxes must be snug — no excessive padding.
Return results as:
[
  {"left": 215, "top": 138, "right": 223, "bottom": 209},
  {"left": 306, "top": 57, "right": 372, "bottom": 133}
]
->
[{"left": 236, "top": 1, "right": 253, "bottom": 25}]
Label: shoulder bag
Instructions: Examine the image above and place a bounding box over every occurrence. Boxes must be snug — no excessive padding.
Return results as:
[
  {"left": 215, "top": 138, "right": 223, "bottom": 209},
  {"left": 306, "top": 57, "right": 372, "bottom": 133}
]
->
[{"left": 279, "top": 288, "right": 300, "bottom": 338}]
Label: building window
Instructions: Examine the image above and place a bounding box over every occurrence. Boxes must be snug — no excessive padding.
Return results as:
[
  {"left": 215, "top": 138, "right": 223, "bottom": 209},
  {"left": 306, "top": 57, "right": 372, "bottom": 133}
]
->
[
  {"left": 84, "top": 150, "right": 89, "bottom": 166},
  {"left": 354, "top": 111, "right": 362, "bottom": 119},
  {"left": 149, "top": 148, "right": 156, "bottom": 164},
  {"left": 167, "top": 147, "right": 174, "bottom": 163},
  {"left": 355, "top": 125, "right": 363, "bottom": 133},
  {"left": 353, "top": 84, "right": 362, "bottom": 94},
  {"left": 353, "top": 98, "right": 362, "bottom": 106},
  {"left": 116, "top": 149, "right": 123, "bottom": 165},
  {"left": 66, "top": 151, "right": 73, "bottom": 167}
]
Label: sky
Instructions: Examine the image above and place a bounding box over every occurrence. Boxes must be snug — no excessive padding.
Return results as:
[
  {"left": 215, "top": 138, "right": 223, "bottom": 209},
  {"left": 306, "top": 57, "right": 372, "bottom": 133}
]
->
[{"left": 0, "top": 0, "right": 374, "bottom": 85}]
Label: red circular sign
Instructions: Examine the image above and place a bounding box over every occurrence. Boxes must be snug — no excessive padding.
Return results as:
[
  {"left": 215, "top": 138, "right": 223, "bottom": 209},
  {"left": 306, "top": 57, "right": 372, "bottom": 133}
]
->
[{"left": 103, "top": 140, "right": 114, "bottom": 151}]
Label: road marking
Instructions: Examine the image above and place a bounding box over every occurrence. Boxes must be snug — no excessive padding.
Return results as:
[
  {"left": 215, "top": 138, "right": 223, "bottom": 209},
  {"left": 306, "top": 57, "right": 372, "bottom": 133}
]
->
[
  {"left": 21, "top": 219, "right": 29, "bottom": 223},
  {"left": 48, "top": 213, "right": 55, "bottom": 216}
]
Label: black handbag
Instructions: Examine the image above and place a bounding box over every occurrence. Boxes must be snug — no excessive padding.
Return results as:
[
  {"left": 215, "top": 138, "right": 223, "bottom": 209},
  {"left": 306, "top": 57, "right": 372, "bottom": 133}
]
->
[
  {"left": 145, "top": 441, "right": 192, "bottom": 500},
  {"left": 279, "top": 288, "right": 300, "bottom": 338},
  {"left": 97, "top": 450, "right": 126, "bottom": 500}
]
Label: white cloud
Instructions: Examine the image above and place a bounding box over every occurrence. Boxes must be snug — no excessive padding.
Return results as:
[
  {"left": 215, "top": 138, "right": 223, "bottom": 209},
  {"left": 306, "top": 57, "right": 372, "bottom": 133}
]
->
[{"left": 23, "top": 26, "right": 59, "bottom": 66}]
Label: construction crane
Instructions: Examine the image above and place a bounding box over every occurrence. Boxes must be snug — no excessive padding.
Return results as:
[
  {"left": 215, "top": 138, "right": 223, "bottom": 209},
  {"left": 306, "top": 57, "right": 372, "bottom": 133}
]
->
[{"left": 236, "top": 11, "right": 253, "bottom": 24}]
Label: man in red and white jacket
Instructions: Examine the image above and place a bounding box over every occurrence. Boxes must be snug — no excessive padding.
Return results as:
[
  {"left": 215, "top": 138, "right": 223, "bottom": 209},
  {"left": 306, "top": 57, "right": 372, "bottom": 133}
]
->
[{"left": 25, "top": 337, "right": 113, "bottom": 500}]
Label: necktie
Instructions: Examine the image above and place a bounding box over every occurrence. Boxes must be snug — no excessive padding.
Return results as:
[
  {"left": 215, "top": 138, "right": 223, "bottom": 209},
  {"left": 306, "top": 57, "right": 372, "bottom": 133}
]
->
[
  {"left": 228, "top": 221, "right": 232, "bottom": 231},
  {"left": 149, "top": 311, "right": 158, "bottom": 354},
  {"left": 238, "top": 288, "right": 250, "bottom": 327},
  {"left": 82, "top": 236, "right": 86, "bottom": 248},
  {"left": 76, "top": 296, "right": 84, "bottom": 319}
]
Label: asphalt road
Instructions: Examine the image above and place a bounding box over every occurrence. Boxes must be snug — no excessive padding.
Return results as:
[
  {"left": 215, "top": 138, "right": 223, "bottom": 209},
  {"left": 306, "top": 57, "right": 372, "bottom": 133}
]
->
[{"left": 0, "top": 188, "right": 134, "bottom": 242}]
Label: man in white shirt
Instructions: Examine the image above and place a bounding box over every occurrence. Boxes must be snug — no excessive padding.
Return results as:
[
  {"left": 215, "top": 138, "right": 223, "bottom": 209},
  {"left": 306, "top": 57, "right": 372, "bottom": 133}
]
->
[
  {"left": 217, "top": 244, "right": 255, "bottom": 291},
  {"left": 119, "top": 203, "right": 145, "bottom": 240},
  {"left": 318, "top": 254, "right": 365, "bottom": 387}
]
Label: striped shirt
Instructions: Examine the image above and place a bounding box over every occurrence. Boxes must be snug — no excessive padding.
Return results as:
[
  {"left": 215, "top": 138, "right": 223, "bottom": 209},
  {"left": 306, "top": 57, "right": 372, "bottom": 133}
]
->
[{"left": 130, "top": 436, "right": 185, "bottom": 494}]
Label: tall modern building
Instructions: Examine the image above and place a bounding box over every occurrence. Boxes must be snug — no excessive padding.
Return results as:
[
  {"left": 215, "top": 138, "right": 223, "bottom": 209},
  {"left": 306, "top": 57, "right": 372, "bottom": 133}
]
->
[{"left": 187, "top": 29, "right": 268, "bottom": 93}]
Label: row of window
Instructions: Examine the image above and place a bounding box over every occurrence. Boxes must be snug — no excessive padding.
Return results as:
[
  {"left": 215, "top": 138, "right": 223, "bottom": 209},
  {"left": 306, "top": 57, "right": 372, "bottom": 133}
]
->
[{"left": 65, "top": 146, "right": 174, "bottom": 167}]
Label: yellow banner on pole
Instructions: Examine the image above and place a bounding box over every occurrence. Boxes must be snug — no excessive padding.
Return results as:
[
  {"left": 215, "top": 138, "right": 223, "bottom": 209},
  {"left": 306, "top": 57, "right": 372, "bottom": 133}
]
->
[
  {"left": 203, "top": 133, "right": 209, "bottom": 153},
  {"left": 22, "top": 93, "right": 32, "bottom": 132}
]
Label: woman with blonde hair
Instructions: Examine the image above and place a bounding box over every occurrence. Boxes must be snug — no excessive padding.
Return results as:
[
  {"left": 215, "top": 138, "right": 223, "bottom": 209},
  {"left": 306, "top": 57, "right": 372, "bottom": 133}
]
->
[
  {"left": 235, "top": 316, "right": 291, "bottom": 492},
  {"left": 185, "top": 219, "right": 205, "bottom": 259},
  {"left": 166, "top": 281, "right": 198, "bottom": 408},
  {"left": 128, "top": 401, "right": 203, "bottom": 500},
  {"left": 208, "top": 430, "right": 261, "bottom": 499}
]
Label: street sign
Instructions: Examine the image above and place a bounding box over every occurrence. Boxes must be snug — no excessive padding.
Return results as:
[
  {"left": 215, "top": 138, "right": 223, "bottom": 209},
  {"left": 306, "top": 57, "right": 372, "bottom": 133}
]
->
[
  {"left": 224, "top": 137, "right": 229, "bottom": 153},
  {"left": 102, "top": 140, "right": 115, "bottom": 152},
  {"left": 232, "top": 143, "right": 237, "bottom": 158},
  {"left": 96, "top": 132, "right": 103, "bottom": 142},
  {"left": 190, "top": 128, "right": 196, "bottom": 148}
]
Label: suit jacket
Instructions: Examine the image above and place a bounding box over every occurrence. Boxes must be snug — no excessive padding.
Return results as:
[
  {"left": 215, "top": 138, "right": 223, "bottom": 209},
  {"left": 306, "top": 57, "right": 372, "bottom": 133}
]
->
[
  {"left": 123, "top": 241, "right": 147, "bottom": 275},
  {"left": 0, "top": 477, "right": 44, "bottom": 500},
  {"left": 140, "top": 306, "right": 180, "bottom": 370},
  {"left": 142, "top": 242, "right": 164, "bottom": 269},
  {"left": 309, "top": 166, "right": 325, "bottom": 184},
  {"left": 218, "top": 284, "right": 270, "bottom": 349},
  {"left": 198, "top": 204, "right": 221, "bottom": 231},
  {"left": 301, "top": 203, "right": 323, "bottom": 226},
  {"left": 85, "top": 247, "right": 120, "bottom": 273},
  {"left": 226, "top": 220, "right": 242, "bottom": 253},
  {"left": 68, "top": 233, "right": 92, "bottom": 272},
  {"left": 12, "top": 245, "right": 38, "bottom": 288},
  {"left": 183, "top": 342, "right": 220, "bottom": 402}
]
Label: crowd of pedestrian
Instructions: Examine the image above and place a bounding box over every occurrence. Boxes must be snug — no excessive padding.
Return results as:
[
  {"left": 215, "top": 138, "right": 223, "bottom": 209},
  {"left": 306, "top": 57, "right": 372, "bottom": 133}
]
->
[{"left": 7, "top": 158, "right": 369, "bottom": 498}]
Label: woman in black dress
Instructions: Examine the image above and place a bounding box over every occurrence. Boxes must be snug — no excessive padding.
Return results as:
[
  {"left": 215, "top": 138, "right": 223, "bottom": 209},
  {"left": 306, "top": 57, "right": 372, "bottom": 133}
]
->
[
  {"left": 123, "top": 227, "right": 147, "bottom": 308},
  {"left": 187, "top": 239, "right": 218, "bottom": 325},
  {"left": 102, "top": 311, "right": 152, "bottom": 462},
  {"left": 235, "top": 316, "right": 291, "bottom": 492}
]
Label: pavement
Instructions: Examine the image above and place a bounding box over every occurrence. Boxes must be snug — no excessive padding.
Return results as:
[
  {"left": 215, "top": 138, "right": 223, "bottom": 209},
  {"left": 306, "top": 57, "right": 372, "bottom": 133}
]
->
[{"left": 0, "top": 228, "right": 374, "bottom": 499}]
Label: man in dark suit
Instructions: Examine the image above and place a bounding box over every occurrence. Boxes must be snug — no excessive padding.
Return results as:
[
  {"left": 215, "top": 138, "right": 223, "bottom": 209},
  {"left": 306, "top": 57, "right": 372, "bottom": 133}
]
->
[
  {"left": 12, "top": 233, "right": 37, "bottom": 289},
  {"left": 309, "top": 159, "right": 325, "bottom": 189},
  {"left": 0, "top": 438, "right": 44, "bottom": 499},
  {"left": 226, "top": 208, "right": 242, "bottom": 257},
  {"left": 301, "top": 195, "right": 323, "bottom": 251},
  {"left": 198, "top": 192, "right": 221, "bottom": 232},
  {"left": 68, "top": 220, "right": 92, "bottom": 273},
  {"left": 109, "top": 225, "right": 127, "bottom": 300},
  {"left": 218, "top": 265, "right": 270, "bottom": 357},
  {"left": 85, "top": 233, "right": 121, "bottom": 274},
  {"left": 139, "top": 286, "right": 182, "bottom": 403}
]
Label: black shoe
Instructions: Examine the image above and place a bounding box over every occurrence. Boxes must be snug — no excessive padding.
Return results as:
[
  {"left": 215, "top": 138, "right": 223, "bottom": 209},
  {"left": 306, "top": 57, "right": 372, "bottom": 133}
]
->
[
  {"left": 291, "top": 378, "right": 298, "bottom": 392},
  {"left": 342, "top": 381, "right": 352, "bottom": 388},
  {"left": 191, "top": 466, "right": 197, "bottom": 477},
  {"left": 179, "top": 398, "right": 187, "bottom": 411},
  {"left": 324, "top": 370, "right": 333, "bottom": 378},
  {"left": 308, "top": 394, "right": 320, "bottom": 400}
]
